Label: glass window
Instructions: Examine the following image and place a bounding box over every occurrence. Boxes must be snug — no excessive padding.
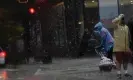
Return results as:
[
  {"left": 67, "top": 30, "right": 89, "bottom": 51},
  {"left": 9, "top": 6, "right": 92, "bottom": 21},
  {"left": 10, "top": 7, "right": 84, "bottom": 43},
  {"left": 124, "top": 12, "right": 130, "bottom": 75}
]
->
[
  {"left": 119, "top": 0, "right": 133, "bottom": 21},
  {"left": 84, "top": 0, "right": 99, "bottom": 29},
  {"left": 51, "top": 4, "right": 66, "bottom": 47}
]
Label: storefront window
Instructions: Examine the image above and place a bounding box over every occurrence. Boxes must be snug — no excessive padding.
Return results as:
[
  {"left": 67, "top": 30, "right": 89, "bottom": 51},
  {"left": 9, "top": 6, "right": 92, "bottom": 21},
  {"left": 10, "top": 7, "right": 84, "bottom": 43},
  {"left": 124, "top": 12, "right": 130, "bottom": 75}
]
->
[
  {"left": 119, "top": 0, "right": 133, "bottom": 21},
  {"left": 84, "top": 0, "right": 99, "bottom": 30},
  {"left": 52, "top": 3, "right": 66, "bottom": 47}
]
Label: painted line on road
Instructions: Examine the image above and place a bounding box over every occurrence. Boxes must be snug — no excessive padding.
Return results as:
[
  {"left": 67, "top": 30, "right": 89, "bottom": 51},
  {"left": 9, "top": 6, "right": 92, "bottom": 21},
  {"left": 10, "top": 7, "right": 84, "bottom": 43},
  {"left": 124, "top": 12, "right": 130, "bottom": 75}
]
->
[
  {"left": 34, "top": 68, "right": 42, "bottom": 75},
  {"left": 4, "top": 69, "right": 19, "bottom": 71},
  {"left": 17, "top": 77, "right": 24, "bottom": 80},
  {"left": 34, "top": 67, "right": 99, "bottom": 76},
  {"left": 34, "top": 68, "right": 63, "bottom": 76}
]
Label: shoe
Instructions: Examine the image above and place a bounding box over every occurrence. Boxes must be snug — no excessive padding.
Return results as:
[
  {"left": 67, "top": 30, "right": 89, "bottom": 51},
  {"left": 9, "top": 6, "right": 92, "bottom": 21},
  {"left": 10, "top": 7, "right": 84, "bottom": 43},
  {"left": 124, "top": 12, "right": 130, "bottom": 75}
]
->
[
  {"left": 124, "top": 73, "right": 132, "bottom": 77},
  {"left": 117, "top": 74, "right": 122, "bottom": 79}
]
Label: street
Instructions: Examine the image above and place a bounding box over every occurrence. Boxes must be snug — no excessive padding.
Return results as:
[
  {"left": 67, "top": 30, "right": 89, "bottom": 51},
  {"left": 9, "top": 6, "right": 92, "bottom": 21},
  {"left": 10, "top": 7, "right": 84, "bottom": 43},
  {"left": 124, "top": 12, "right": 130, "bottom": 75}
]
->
[{"left": 0, "top": 57, "right": 133, "bottom": 80}]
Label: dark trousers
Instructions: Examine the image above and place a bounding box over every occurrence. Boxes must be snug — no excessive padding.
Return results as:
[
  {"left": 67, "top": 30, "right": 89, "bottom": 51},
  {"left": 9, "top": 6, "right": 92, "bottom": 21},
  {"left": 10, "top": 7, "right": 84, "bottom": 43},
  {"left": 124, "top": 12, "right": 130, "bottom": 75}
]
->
[{"left": 107, "top": 46, "right": 113, "bottom": 61}]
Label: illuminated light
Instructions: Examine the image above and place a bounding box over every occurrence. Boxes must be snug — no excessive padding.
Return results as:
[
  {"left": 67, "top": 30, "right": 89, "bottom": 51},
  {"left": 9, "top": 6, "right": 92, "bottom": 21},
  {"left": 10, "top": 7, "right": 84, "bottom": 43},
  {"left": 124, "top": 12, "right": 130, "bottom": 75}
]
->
[
  {"left": 0, "top": 76, "right": 2, "bottom": 78},
  {"left": 18, "top": 0, "right": 28, "bottom": 3},
  {"left": 2, "top": 71, "right": 8, "bottom": 80},
  {"left": 0, "top": 51, "right": 6, "bottom": 57},
  {"left": 121, "top": 3, "right": 123, "bottom": 5},
  {"left": 29, "top": 8, "right": 35, "bottom": 14},
  {"left": 78, "top": 21, "right": 82, "bottom": 24},
  {"left": 92, "top": 0, "right": 95, "bottom": 2},
  {"left": 131, "top": 1, "right": 133, "bottom": 2}
]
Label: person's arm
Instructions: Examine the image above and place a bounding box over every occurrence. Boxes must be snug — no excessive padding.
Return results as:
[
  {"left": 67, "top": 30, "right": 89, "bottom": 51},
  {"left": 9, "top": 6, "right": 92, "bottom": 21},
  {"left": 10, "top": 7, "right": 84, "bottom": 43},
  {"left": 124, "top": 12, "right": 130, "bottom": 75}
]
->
[
  {"left": 112, "top": 17, "right": 119, "bottom": 30},
  {"left": 96, "top": 31, "right": 106, "bottom": 49},
  {"left": 112, "top": 14, "right": 125, "bottom": 29},
  {"left": 94, "top": 32, "right": 104, "bottom": 48},
  {"left": 112, "top": 17, "right": 120, "bottom": 25}
]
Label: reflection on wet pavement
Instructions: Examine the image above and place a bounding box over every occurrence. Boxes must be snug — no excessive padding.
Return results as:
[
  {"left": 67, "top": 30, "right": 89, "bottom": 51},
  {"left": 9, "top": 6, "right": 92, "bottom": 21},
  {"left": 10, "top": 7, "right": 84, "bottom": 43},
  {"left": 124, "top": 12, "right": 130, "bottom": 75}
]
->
[
  {"left": 0, "top": 58, "right": 132, "bottom": 80},
  {"left": 0, "top": 68, "right": 34, "bottom": 80},
  {"left": 0, "top": 70, "right": 8, "bottom": 80}
]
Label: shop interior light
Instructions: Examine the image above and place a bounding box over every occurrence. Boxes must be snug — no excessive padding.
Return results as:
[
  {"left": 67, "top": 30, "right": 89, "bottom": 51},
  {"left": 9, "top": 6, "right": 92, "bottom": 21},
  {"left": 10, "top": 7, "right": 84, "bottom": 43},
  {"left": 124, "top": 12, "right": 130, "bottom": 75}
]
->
[
  {"left": 78, "top": 21, "right": 82, "bottom": 24},
  {"left": 92, "top": 0, "right": 95, "bottom": 2},
  {"left": 121, "top": 3, "right": 123, "bottom": 5},
  {"left": 18, "top": 0, "right": 28, "bottom": 3},
  {"left": 130, "top": 1, "right": 133, "bottom": 2}
]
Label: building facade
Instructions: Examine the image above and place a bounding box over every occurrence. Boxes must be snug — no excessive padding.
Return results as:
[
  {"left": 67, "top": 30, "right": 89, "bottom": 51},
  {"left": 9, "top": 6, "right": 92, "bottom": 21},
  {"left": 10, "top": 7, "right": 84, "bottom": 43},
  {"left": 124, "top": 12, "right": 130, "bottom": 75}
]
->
[{"left": 22, "top": 0, "right": 133, "bottom": 58}]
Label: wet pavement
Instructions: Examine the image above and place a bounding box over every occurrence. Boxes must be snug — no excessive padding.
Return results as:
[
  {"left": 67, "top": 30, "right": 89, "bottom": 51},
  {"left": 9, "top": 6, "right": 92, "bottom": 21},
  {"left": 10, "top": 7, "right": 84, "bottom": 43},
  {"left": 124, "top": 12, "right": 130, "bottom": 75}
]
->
[{"left": 0, "top": 58, "right": 133, "bottom": 80}]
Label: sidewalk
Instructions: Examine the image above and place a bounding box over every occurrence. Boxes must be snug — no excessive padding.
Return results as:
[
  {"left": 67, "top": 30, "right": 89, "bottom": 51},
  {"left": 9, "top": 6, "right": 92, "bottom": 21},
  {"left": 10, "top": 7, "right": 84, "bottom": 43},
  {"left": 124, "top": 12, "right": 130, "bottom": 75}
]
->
[{"left": 34, "top": 58, "right": 133, "bottom": 80}]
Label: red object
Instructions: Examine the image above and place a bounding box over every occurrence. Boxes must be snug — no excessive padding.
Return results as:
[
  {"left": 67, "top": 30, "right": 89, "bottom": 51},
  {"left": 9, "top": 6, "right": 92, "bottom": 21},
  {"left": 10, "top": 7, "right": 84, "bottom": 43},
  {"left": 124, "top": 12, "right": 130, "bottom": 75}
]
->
[
  {"left": 29, "top": 8, "right": 35, "bottom": 14},
  {"left": 0, "top": 51, "right": 6, "bottom": 57}
]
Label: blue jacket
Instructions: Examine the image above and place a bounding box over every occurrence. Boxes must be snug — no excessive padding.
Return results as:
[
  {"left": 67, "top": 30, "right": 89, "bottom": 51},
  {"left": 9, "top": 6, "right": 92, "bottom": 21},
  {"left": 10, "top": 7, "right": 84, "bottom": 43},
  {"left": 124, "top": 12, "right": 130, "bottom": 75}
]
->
[{"left": 94, "top": 22, "right": 114, "bottom": 53}]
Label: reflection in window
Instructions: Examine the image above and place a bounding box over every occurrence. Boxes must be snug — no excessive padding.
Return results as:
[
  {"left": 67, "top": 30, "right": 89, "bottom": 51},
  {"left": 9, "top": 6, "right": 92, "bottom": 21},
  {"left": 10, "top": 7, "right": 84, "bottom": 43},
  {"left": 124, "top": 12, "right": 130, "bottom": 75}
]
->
[
  {"left": 53, "top": 28, "right": 65, "bottom": 47},
  {"left": 84, "top": 0, "right": 98, "bottom": 8},
  {"left": 59, "top": 29, "right": 65, "bottom": 46},
  {"left": 84, "top": 0, "right": 99, "bottom": 29},
  {"left": 51, "top": 3, "right": 65, "bottom": 47},
  {"left": 119, "top": 0, "right": 133, "bottom": 21},
  {"left": 54, "top": 30, "right": 59, "bottom": 46}
]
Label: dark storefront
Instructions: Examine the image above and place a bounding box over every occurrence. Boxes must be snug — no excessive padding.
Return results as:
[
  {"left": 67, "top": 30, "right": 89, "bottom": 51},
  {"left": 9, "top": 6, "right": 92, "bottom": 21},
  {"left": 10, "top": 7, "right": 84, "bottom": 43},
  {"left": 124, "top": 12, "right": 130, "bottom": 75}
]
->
[
  {"left": 1, "top": 0, "right": 133, "bottom": 59},
  {"left": 0, "top": 0, "right": 100, "bottom": 58},
  {"left": 27, "top": 0, "right": 100, "bottom": 58},
  {"left": 38, "top": 0, "right": 85, "bottom": 57}
]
